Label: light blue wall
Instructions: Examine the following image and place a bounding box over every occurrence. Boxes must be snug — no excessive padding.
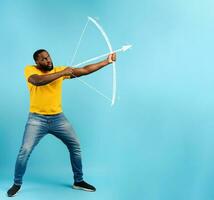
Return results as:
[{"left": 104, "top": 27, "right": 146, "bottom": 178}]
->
[{"left": 1, "top": 0, "right": 214, "bottom": 199}]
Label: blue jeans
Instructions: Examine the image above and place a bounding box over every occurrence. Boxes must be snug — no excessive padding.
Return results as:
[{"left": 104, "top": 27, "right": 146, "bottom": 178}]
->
[{"left": 14, "top": 112, "right": 83, "bottom": 185}]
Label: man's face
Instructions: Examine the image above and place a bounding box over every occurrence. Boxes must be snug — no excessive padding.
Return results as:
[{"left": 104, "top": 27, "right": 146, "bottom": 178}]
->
[{"left": 36, "top": 51, "right": 53, "bottom": 71}]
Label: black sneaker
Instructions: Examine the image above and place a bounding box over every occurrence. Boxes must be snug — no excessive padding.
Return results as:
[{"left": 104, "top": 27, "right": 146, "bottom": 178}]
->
[
  {"left": 7, "top": 184, "right": 21, "bottom": 197},
  {"left": 72, "top": 181, "right": 96, "bottom": 192}
]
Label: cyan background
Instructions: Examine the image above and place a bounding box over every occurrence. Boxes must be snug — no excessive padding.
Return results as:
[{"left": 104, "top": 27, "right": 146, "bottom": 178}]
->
[{"left": 1, "top": 0, "right": 214, "bottom": 199}]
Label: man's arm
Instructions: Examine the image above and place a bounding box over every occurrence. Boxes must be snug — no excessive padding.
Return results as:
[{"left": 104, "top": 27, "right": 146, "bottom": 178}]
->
[
  {"left": 70, "top": 59, "right": 108, "bottom": 78},
  {"left": 28, "top": 71, "right": 65, "bottom": 86},
  {"left": 69, "top": 53, "right": 116, "bottom": 78},
  {"left": 28, "top": 53, "right": 116, "bottom": 86}
]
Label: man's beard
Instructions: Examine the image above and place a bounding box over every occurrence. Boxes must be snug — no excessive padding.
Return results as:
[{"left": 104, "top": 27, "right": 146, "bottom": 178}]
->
[{"left": 40, "top": 64, "right": 53, "bottom": 71}]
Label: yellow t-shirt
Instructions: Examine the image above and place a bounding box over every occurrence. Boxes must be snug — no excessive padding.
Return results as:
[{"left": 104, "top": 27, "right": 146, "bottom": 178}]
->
[{"left": 24, "top": 65, "right": 69, "bottom": 115}]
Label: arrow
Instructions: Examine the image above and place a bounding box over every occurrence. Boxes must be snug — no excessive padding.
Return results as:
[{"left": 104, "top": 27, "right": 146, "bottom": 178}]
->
[{"left": 73, "top": 44, "right": 132, "bottom": 67}]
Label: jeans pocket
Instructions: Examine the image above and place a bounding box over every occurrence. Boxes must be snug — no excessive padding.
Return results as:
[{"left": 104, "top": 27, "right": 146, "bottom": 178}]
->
[
  {"left": 27, "top": 118, "right": 42, "bottom": 126},
  {"left": 26, "top": 114, "right": 42, "bottom": 126}
]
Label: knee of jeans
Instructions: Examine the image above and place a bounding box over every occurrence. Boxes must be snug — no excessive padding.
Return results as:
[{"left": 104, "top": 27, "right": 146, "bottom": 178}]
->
[
  {"left": 73, "top": 148, "right": 81, "bottom": 157},
  {"left": 67, "top": 142, "right": 81, "bottom": 155},
  {"left": 19, "top": 145, "right": 32, "bottom": 156},
  {"left": 75, "top": 141, "right": 81, "bottom": 150}
]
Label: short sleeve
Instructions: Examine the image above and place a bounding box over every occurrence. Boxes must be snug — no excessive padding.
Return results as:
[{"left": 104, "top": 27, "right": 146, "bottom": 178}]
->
[{"left": 24, "top": 66, "right": 38, "bottom": 80}]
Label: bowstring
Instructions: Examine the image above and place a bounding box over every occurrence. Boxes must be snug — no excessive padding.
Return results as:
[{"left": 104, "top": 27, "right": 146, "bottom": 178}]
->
[
  {"left": 70, "top": 19, "right": 89, "bottom": 65},
  {"left": 69, "top": 18, "right": 112, "bottom": 103}
]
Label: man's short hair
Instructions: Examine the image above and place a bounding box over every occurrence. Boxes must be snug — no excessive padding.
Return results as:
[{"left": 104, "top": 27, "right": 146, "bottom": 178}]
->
[{"left": 33, "top": 49, "right": 47, "bottom": 62}]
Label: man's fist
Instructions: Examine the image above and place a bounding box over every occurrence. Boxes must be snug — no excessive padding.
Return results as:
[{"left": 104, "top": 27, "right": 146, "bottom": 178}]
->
[{"left": 107, "top": 53, "right": 116, "bottom": 64}]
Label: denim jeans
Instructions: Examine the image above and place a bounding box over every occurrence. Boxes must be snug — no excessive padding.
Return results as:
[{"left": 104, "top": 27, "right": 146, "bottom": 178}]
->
[{"left": 14, "top": 112, "right": 83, "bottom": 185}]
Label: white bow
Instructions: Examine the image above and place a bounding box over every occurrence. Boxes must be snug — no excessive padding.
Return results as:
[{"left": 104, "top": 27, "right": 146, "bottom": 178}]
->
[{"left": 70, "top": 16, "right": 132, "bottom": 106}]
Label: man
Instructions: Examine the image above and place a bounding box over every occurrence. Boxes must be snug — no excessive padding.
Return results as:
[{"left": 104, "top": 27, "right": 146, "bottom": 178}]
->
[{"left": 7, "top": 49, "right": 116, "bottom": 197}]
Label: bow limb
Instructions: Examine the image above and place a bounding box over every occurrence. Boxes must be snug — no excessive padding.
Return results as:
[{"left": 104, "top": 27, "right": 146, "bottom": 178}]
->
[{"left": 88, "top": 17, "right": 116, "bottom": 106}]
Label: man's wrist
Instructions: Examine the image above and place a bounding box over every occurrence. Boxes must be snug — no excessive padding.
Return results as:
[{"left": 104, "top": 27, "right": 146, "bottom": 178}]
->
[{"left": 105, "top": 59, "right": 111, "bottom": 65}]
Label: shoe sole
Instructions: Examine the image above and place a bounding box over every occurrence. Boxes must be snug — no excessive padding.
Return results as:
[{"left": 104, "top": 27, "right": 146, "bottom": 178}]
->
[
  {"left": 7, "top": 189, "right": 21, "bottom": 197},
  {"left": 72, "top": 185, "right": 95, "bottom": 192}
]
